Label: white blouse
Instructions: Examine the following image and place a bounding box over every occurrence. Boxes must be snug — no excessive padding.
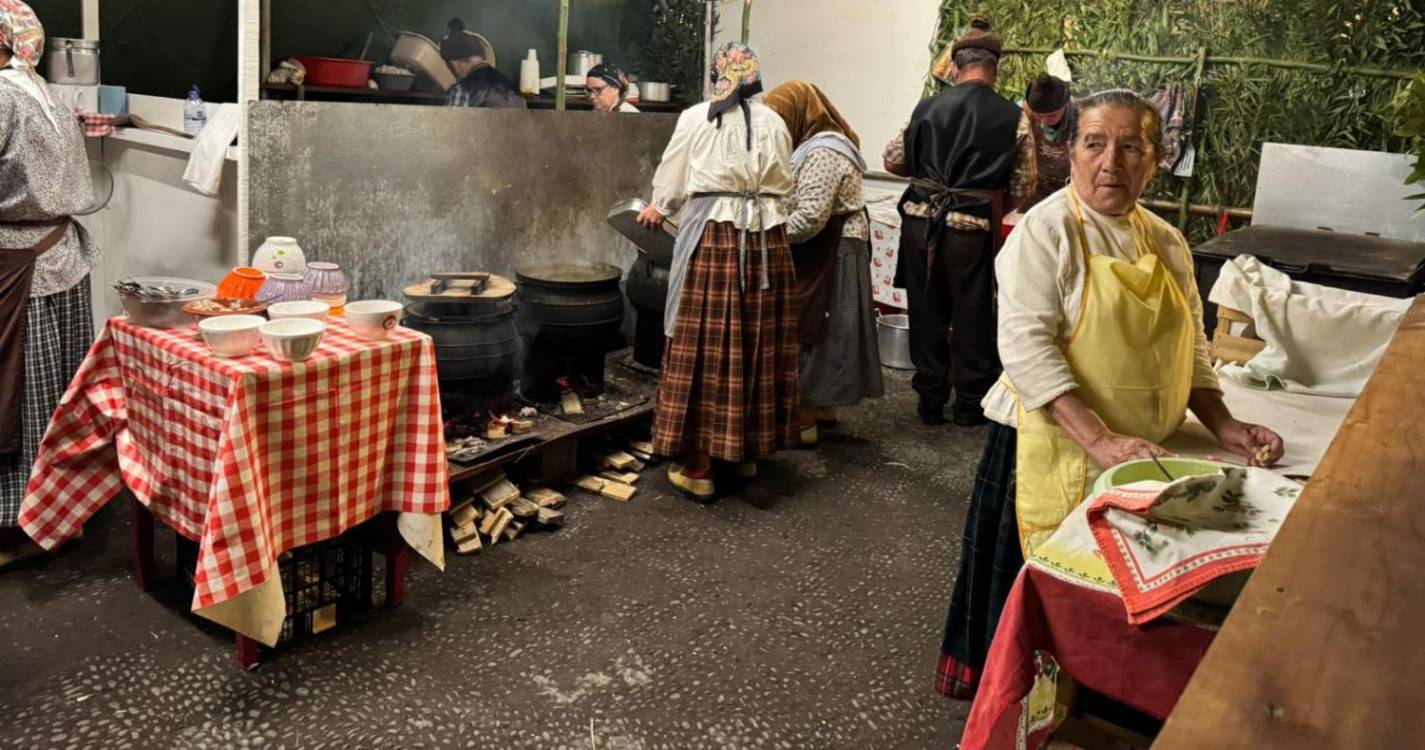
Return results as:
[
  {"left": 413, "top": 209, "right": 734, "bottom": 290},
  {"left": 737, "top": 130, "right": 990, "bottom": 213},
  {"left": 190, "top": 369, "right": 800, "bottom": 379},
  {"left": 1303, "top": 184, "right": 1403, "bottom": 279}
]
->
[
  {"left": 983, "top": 187, "right": 1219, "bottom": 427},
  {"left": 650, "top": 100, "right": 793, "bottom": 231}
]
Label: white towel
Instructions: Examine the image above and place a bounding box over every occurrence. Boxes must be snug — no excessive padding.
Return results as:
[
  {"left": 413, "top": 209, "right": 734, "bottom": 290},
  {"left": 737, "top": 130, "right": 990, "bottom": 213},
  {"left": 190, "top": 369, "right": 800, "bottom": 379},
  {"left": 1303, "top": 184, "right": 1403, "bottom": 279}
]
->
[
  {"left": 182, "top": 102, "right": 240, "bottom": 196},
  {"left": 1208, "top": 254, "right": 1411, "bottom": 397}
]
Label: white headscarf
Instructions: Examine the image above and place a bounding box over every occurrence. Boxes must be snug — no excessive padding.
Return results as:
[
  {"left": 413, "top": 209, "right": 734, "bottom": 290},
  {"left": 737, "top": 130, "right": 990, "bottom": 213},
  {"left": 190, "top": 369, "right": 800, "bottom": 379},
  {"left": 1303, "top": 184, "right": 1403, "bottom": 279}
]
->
[{"left": 0, "top": 0, "right": 60, "bottom": 131}]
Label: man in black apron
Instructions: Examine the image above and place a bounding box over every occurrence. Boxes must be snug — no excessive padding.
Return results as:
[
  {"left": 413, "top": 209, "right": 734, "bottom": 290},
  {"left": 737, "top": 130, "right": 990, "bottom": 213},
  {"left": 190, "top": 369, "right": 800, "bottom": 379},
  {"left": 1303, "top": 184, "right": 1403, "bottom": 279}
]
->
[{"left": 884, "top": 17, "right": 1034, "bottom": 426}]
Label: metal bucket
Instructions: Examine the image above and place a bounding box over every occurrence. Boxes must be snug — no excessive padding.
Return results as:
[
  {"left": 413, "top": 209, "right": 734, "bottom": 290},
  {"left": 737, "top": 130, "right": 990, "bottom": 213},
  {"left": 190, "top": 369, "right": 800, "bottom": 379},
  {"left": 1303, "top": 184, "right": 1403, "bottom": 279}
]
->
[{"left": 877, "top": 314, "right": 913, "bottom": 370}]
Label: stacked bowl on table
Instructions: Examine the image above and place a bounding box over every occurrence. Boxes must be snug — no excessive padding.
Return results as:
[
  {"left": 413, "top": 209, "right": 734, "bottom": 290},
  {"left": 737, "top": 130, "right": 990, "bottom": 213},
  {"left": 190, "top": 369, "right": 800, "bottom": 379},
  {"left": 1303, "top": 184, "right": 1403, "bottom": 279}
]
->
[{"left": 115, "top": 263, "right": 402, "bottom": 362}]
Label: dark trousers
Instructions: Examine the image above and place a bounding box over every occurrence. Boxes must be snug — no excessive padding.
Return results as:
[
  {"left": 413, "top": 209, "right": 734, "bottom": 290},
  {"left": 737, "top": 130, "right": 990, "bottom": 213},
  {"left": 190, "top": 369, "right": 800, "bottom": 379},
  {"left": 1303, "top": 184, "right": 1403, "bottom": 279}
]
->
[{"left": 898, "top": 216, "right": 1001, "bottom": 419}]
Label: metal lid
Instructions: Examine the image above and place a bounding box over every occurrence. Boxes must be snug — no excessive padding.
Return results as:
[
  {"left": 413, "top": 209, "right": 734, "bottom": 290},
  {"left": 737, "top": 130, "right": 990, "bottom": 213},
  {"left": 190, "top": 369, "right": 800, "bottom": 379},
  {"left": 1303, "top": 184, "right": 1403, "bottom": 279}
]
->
[
  {"left": 606, "top": 198, "right": 678, "bottom": 264},
  {"left": 1193, "top": 225, "right": 1425, "bottom": 287},
  {"left": 49, "top": 37, "right": 100, "bottom": 51}
]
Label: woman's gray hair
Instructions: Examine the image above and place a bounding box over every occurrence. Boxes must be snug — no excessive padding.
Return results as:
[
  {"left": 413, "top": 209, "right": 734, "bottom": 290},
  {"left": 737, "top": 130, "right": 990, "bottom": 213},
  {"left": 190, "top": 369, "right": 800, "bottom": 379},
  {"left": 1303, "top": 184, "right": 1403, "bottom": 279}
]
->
[{"left": 1068, "top": 89, "right": 1164, "bottom": 160}]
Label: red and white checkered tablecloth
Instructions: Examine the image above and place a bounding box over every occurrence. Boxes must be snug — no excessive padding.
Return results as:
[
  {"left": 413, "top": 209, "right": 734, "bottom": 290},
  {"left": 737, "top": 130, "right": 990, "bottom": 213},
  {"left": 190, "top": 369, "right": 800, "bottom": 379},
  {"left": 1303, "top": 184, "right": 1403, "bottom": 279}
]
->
[{"left": 20, "top": 316, "right": 449, "bottom": 612}]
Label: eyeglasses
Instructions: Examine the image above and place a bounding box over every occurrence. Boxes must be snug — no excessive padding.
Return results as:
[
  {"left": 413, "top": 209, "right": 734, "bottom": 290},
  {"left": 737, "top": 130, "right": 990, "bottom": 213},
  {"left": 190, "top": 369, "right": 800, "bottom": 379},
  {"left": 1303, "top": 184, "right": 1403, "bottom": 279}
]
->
[{"left": 587, "top": 84, "right": 613, "bottom": 96}]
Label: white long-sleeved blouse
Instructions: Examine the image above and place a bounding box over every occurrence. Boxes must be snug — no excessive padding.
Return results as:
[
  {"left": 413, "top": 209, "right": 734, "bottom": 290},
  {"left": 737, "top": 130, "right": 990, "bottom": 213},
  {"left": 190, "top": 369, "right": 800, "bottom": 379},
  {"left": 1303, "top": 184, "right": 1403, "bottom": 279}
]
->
[
  {"left": 650, "top": 100, "right": 793, "bottom": 231},
  {"left": 982, "top": 187, "right": 1219, "bottom": 427}
]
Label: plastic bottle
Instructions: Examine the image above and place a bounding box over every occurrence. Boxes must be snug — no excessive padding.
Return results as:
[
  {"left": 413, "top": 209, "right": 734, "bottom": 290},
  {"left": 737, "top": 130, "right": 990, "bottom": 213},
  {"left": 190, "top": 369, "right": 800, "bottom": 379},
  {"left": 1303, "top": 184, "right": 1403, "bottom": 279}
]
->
[
  {"left": 183, "top": 85, "right": 208, "bottom": 136},
  {"left": 520, "top": 49, "right": 540, "bottom": 95}
]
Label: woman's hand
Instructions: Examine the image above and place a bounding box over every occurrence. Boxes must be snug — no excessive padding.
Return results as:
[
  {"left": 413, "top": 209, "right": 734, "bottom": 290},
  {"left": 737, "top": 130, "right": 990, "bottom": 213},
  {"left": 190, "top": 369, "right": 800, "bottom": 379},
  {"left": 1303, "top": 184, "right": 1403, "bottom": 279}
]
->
[
  {"left": 1214, "top": 419, "right": 1285, "bottom": 467},
  {"left": 1084, "top": 432, "right": 1172, "bottom": 469},
  {"left": 637, "top": 205, "right": 665, "bottom": 229}
]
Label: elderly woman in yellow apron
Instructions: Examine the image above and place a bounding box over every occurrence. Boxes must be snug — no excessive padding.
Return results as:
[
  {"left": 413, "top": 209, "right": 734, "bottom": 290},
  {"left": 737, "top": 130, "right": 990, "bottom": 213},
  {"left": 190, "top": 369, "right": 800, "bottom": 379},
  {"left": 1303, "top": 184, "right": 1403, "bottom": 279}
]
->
[{"left": 935, "top": 89, "right": 1285, "bottom": 699}]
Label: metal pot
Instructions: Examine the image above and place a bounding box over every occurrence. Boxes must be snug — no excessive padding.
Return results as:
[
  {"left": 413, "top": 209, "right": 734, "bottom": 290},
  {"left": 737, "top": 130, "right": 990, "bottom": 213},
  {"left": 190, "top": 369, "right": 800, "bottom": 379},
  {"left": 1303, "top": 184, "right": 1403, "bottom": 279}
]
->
[
  {"left": 569, "top": 50, "right": 595, "bottom": 78},
  {"left": 626, "top": 255, "right": 670, "bottom": 370},
  {"left": 514, "top": 261, "right": 625, "bottom": 350},
  {"left": 641, "top": 82, "right": 671, "bottom": 102},
  {"left": 876, "top": 314, "right": 914, "bottom": 370},
  {"left": 46, "top": 37, "right": 100, "bottom": 86},
  {"left": 402, "top": 301, "right": 519, "bottom": 382}
]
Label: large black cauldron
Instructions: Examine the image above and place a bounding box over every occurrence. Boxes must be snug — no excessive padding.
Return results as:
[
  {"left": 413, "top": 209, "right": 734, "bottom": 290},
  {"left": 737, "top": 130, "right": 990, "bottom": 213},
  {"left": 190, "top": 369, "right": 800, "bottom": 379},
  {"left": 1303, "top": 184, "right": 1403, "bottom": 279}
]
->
[
  {"left": 513, "top": 261, "right": 626, "bottom": 402},
  {"left": 402, "top": 300, "right": 519, "bottom": 414},
  {"left": 625, "top": 254, "right": 670, "bottom": 369}
]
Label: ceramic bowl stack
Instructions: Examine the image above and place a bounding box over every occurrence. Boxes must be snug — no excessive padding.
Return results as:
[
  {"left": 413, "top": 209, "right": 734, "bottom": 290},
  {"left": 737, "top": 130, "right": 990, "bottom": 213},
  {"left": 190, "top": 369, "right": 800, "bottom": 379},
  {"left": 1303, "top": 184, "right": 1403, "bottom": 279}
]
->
[
  {"left": 303, "top": 262, "right": 348, "bottom": 315},
  {"left": 260, "top": 318, "right": 326, "bottom": 362},
  {"left": 256, "top": 273, "right": 311, "bottom": 305}
]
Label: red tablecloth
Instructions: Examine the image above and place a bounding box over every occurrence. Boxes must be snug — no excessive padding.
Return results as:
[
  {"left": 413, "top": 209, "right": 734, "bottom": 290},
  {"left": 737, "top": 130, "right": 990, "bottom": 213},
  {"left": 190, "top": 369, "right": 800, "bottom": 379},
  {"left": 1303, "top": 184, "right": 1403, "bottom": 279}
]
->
[
  {"left": 960, "top": 567, "right": 1217, "bottom": 750},
  {"left": 20, "top": 317, "right": 449, "bottom": 613}
]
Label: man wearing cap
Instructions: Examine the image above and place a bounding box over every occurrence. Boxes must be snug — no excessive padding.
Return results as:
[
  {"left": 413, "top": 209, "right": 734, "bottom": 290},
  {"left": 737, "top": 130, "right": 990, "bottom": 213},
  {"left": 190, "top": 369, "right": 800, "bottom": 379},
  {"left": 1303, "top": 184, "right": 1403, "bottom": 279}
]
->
[
  {"left": 883, "top": 17, "right": 1035, "bottom": 427},
  {"left": 441, "top": 17, "right": 526, "bottom": 109},
  {"left": 1020, "top": 73, "right": 1075, "bottom": 210}
]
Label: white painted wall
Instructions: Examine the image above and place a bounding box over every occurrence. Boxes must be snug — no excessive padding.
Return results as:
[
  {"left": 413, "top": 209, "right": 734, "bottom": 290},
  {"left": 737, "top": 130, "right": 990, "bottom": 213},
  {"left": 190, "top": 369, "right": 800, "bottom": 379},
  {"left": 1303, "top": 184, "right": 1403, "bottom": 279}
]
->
[{"left": 711, "top": 0, "right": 941, "bottom": 171}]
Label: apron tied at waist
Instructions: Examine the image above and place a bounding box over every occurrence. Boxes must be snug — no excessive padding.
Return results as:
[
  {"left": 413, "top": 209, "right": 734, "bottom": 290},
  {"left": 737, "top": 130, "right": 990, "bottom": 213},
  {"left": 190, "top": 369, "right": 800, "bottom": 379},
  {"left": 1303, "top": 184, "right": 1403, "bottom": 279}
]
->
[
  {"left": 1, "top": 217, "right": 75, "bottom": 455},
  {"left": 694, "top": 191, "right": 779, "bottom": 292},
  {"left": 908, "top": 177, "right": 1007, "bottom": 276}
]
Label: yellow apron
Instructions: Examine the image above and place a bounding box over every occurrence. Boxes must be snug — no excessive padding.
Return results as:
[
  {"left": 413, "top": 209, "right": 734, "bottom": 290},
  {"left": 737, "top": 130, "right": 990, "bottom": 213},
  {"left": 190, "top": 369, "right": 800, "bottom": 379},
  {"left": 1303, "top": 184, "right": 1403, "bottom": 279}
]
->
[{"left": 1013, "top": 189, "right": 1196, "bottom": 556}]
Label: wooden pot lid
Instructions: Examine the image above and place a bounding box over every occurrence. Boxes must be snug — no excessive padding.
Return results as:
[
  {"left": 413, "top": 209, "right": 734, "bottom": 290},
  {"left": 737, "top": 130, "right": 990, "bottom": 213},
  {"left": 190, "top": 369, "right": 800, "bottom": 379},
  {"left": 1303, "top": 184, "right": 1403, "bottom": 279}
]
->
[{"left": 404, "top": 272, "right": 516, "bottom": 303}]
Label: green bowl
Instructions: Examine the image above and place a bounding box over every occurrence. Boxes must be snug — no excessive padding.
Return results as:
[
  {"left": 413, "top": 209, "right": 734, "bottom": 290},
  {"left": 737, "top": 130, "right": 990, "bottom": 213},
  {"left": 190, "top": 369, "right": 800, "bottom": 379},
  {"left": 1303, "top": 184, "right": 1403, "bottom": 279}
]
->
[{"left": 1091, "top": 458, "right": 1229, "bottom": 498}]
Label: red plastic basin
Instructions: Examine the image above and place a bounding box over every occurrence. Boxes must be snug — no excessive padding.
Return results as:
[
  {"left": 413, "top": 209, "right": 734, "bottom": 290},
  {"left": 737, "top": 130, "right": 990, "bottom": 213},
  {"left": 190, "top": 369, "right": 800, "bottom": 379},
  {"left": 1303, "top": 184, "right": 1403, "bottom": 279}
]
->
[{"left": 295, "top": 56, "right": 373, "bottom": 89}]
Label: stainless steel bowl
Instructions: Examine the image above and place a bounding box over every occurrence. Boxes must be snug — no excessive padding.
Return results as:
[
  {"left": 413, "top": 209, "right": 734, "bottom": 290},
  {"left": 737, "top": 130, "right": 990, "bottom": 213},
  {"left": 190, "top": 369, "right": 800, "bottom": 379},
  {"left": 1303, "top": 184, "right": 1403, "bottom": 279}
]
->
[
  {"left": 876, "top": 314, "right": 913, "bottom": 370},
  {"left": 606, "top": 198, "right": 679, "bottom": 264}
]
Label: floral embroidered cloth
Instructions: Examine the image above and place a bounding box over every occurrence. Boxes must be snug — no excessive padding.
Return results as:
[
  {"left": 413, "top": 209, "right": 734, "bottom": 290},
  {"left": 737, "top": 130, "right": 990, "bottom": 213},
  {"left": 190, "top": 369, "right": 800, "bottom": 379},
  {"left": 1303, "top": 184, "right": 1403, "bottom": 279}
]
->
[{"left": 1086, "top": 467, "right": 1303, "bottom": 625}]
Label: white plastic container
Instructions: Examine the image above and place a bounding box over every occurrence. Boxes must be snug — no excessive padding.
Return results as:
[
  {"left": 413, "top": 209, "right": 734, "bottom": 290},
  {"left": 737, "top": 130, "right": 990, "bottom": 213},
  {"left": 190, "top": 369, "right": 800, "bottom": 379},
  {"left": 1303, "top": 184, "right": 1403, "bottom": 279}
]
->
[
  {"left": 520, "top": 49, "right": 540, "bottom": 95},
  {"left": 183, "top": 85, "right": 207, "bottom": 136},
  {"left": 251, "top": 236, "right": 307, "bottom": 275}
]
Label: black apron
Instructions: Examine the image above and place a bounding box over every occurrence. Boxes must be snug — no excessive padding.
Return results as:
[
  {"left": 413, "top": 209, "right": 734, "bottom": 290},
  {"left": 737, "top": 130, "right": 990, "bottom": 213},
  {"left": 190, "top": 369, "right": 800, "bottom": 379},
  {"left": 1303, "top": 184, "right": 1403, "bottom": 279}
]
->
[{"left": 0, "top": 219, "right": 72, "bottom": 454}]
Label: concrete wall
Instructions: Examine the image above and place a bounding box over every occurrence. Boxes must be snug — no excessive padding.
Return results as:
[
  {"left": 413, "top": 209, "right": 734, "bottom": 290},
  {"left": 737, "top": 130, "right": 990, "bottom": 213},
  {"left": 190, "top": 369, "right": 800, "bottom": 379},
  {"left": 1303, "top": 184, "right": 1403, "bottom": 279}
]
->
[
  {"left": 247, "top": 102, "right": 677, "bottom": 302},
  {"left": 712, "top": 0, "right": 941, "bottom": 169}
]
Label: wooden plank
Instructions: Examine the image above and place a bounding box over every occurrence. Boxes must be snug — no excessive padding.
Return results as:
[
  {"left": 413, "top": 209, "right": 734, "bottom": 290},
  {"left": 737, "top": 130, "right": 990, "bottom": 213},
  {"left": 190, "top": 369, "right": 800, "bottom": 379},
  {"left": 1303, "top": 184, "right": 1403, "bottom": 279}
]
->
[
  {"left": 572, "top": 475, "right": 605, "bottom": 493},
  {"left": 526, "top": 487, "right": 566, "bottom": 508},
  {"left": 599, "top": 480, "right": 637, "bottom": 502},
  {"left": 449, "top": 502, "right": 479, "bottom": 528},
  {"left": 599, "top": 470, "right": 640, "bottom": 485},
  {"left": 1157, "top": 297, "right": 1425, "bottom": 750}
]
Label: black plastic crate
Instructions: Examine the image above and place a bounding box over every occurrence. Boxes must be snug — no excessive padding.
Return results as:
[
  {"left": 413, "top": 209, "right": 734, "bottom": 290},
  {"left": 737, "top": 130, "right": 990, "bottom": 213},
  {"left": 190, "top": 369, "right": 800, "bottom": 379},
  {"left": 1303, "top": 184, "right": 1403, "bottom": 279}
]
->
[{"left": 176, "top": 523, "right": 377, "bottom": 646}]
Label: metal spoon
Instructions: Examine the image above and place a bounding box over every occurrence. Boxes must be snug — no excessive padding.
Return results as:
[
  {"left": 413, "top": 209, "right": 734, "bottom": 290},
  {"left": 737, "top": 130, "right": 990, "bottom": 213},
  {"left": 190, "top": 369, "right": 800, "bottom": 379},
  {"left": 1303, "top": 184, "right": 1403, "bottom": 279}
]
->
[{"left": 1149, "top": 454, "right": 1175, "bottom": 481}]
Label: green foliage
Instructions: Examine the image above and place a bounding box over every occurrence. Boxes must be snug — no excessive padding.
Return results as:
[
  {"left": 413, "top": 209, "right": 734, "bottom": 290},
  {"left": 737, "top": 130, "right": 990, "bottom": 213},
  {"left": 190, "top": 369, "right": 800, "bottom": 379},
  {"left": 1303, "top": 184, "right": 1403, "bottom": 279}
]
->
[
  {"left": 1394, "top": 73, "right": 1425, "bottom": 210},
  {"left": 926, "top": 0, "right": 1424, "bottom": 240},
  {"left": 638, "top": 0, "right": 717, "bottom": 102}
]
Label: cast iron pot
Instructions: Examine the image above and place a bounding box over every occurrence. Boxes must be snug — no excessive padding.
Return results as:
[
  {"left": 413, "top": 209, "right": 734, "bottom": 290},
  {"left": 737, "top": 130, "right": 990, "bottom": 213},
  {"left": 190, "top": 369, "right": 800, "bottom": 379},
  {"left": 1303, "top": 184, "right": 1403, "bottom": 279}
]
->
[
  {"left": 402, "top": 301, "right": 519, "bottom": 382},
  {"left": 513, "top": 261, "right": 625, "bottom": 350}
]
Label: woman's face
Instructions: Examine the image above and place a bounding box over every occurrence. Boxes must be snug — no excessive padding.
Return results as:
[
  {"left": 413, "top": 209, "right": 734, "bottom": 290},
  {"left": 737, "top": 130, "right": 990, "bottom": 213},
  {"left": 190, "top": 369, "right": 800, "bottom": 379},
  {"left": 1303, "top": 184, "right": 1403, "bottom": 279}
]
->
[
  {"left": 587, "top": 77, "right": 620, "bottom": 112},
  {"left": 1070, "top": 105, "right": 1158, "bottom": 216}
]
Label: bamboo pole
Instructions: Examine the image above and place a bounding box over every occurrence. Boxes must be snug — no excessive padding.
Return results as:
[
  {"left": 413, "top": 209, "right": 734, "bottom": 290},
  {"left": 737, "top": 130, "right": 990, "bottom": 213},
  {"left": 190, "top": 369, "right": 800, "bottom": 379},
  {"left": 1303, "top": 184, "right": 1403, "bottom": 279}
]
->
[
  {"left": 1177, "top": 47, "right": 1209, "bottom": 233},
  {"left": 742, "top": 0, "right": 753, "bottom": 44},
  {"left": 556, "top": 0, "right": 570, "bottom": 111},
  {"left": 1002, "top": 45, "right": 1414, "bottom": 80}
]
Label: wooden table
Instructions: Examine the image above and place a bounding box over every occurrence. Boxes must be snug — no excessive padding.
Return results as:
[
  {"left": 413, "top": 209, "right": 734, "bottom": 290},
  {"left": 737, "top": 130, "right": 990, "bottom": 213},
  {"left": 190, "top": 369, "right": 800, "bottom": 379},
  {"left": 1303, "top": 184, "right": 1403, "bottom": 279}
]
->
[{"left": 1156, "top": 296, "right": 1425, "bottom": 748}]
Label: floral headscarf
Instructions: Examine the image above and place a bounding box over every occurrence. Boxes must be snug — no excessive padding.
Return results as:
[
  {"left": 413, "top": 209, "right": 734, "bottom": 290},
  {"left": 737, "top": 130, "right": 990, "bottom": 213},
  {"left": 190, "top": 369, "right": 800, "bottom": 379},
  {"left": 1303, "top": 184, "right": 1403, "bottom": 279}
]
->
[
  {"left": 0, "top": 0, "right": 44, "bottom": 68},
  {"left": 706, "top": 42, "right": 764, "bottom": 150}
]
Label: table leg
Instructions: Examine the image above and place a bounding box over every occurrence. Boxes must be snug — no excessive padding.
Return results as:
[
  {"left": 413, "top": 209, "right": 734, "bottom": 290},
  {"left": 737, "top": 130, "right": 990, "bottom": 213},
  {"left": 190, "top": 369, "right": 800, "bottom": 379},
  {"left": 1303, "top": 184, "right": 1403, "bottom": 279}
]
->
[
  {"left": 236, "top": 635, "right": 261, "bottom": 670},
  {"left": 130, "top": 496, "right": 156, "bottom": 592},
  {"left": 384, "top": 516, "right": 410, "bottom": 609}
]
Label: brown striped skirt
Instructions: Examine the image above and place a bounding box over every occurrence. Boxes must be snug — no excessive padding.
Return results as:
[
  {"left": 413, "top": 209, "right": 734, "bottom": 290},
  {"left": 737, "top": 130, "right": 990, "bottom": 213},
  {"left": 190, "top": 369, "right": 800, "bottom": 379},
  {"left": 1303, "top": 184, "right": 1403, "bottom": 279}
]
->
[{"left": 652, "top": 220, "right": 800, "bottom": 462}]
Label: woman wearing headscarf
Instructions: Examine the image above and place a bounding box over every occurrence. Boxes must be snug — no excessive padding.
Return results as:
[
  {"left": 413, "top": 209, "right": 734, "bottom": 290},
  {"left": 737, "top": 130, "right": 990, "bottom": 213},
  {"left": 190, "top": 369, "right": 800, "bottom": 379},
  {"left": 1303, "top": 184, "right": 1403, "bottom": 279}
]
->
[
  {"left": 586, "top": 63, "right": 638, "bottom": 113},
  {"left": 440, "top": 17, "right": 525, "bottom": 109},
  {"left": 0, "top": 0, "right": 99, "bottom": 545},
  {"left": 934, "top": 90, "right": 1283, "bottom": 699},
  {"left": 764, "top": 81, "right": 883, "bottom": 445},
  {"left": 636, "top": 43, "right": 796, "bottom": 501}
]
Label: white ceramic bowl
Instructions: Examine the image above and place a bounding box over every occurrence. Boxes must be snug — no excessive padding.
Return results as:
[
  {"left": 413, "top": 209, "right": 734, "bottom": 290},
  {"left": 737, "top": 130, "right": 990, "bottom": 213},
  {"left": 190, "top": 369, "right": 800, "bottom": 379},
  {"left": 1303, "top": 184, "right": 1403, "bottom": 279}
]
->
[
  {"left": 198, "top": 314, "right": 265, "bottom": 358},
  {"left": 267, "top": 300, "right": 331, "bottom": 321},
  {"left": 345, "top": 300, "right": 404, "bottom": 341},
  {"left": 260, "top": 318, "right": 326, "bottom": 362}
]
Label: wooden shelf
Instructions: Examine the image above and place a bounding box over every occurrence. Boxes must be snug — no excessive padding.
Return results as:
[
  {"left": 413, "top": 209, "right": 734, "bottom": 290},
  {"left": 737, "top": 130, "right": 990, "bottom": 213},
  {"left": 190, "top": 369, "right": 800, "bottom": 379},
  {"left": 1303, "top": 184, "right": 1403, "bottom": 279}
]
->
[{"left": 261, "top": 83, "right": 685, "bottom": 113}]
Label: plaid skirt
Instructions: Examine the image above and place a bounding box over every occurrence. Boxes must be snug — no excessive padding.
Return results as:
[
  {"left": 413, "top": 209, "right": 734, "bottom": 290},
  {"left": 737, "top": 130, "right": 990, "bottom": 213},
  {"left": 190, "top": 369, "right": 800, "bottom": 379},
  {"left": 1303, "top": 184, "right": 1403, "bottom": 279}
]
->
[
  {"left": 937, "top": 422, "right": 1022, "bottom": 699},
  {"left": 0, "top": 279, "right": 93, "bottom": 526},
  {"left": 652, "top": 221, "right": 799, "bottom": 463}
]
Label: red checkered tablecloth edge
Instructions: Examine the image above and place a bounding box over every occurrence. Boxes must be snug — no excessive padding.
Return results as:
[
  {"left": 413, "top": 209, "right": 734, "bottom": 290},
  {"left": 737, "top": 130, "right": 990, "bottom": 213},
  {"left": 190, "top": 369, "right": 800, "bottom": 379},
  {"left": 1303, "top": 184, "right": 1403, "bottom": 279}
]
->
[{"left": 21, "top": 317, "right": 450, "bottom": 610}]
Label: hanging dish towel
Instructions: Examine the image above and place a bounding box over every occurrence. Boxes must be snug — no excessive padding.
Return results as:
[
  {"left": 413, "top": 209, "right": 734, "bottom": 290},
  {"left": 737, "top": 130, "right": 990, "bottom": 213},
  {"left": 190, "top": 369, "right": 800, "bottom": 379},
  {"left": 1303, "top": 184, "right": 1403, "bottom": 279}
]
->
[
  {"left": 182, "top": 102, "right": 240, "bottom": 196},
  {"left": 1209, "top": 254, "right": 1411, "bottom": 397},
  {"left": 1086, "top": 467, "right": 1303, "bottom": 625}
]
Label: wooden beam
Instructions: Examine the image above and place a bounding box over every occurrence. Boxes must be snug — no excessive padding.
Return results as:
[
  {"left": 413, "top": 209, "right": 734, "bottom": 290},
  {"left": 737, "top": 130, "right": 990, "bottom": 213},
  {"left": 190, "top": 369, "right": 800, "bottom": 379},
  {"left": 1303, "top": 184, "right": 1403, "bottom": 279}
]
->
[
  {"left": 1157, "top": 297, "right": 1425, "bottom": 749},
  {"left": 556, "top": 0, "right": 570, "bottom": 111}
]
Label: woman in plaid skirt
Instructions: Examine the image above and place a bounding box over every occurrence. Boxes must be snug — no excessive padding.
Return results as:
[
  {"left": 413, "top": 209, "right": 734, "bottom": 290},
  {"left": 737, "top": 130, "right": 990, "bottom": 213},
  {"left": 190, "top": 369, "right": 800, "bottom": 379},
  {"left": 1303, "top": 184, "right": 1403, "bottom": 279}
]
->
[
  {"left": 636, "top": 43, "right": 799, "bottom": 501},
  {"left": 0, "top": 1, "right": 99, "bottom": 551}
]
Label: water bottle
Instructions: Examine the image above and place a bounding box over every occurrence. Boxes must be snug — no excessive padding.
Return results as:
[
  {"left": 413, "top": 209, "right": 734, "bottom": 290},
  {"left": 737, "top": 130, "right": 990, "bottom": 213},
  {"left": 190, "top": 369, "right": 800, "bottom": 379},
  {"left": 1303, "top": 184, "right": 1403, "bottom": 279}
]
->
[{"left": 183, "top": 85, "right": 207, "bottom": 136}]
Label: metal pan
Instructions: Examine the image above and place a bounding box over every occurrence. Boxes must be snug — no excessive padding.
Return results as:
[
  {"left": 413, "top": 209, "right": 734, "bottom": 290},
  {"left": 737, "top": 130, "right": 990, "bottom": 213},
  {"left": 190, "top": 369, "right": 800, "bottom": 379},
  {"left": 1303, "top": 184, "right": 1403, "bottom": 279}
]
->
[{"left": 606, "top": 198, "right": 678, "bottom": 264}]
